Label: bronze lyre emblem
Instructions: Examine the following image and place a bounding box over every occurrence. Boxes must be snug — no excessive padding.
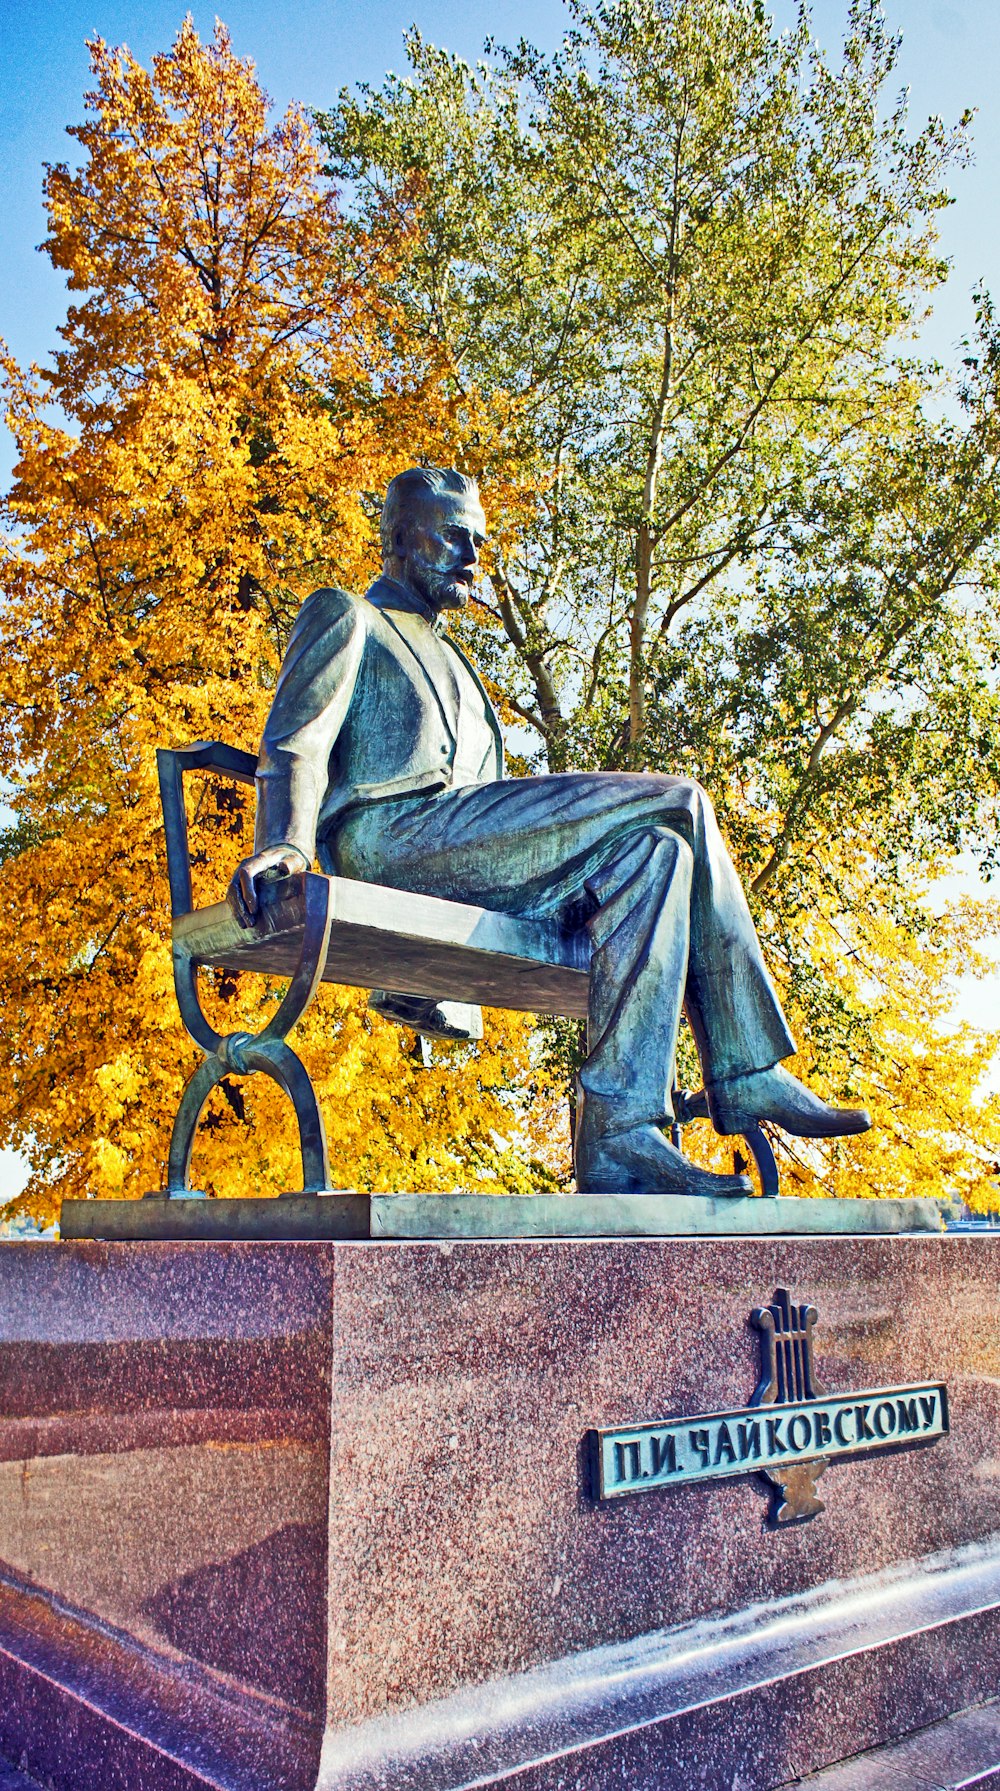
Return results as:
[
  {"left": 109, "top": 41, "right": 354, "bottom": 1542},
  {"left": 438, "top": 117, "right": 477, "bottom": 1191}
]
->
[{"left": 750, "top": 1289, "right": 829, "bottom": 1524}]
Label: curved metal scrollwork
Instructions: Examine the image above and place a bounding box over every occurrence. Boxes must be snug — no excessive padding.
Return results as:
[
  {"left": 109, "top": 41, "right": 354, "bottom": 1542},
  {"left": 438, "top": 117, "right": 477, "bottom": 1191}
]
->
[
  {"left": 672, "top": 1078, "right": 782, "bottom": 1196},
  {"left": 163, "top": 870, "right": 334, "bottom": 1199},
  {"left": 155, "top": 744, "right": 337, "bottom": 1199},
  {"left": 157, "top": 741, "right": 336, "bottom": 1203},
  {"left": 735, "top": 1122, "right": 780, "bottom": 1197},
  {"left": 166, "top": 1034, "right": 331, "bottom": 1197}
]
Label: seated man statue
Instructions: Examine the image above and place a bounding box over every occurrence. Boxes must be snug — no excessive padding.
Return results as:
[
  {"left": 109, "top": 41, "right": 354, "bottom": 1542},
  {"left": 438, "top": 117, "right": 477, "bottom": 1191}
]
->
[{"left": 229, "top": 466, "right": 870, "bottom": 1197}]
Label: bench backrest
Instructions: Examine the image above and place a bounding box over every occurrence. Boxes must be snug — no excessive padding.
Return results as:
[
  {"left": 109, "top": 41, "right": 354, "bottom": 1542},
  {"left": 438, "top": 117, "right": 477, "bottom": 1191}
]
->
[{"left": 157, "top": 740, "right": 257, "bottom": 921}]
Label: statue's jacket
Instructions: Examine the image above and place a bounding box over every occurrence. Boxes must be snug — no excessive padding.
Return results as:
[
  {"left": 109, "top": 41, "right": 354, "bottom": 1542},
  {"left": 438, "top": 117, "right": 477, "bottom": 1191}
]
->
[{"left": 255, "top": 576, "right": 505, "bottom": 864}]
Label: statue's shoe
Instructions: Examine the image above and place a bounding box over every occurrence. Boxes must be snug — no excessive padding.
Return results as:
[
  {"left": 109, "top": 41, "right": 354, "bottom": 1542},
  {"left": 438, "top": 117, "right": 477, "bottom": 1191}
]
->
[
  {"left": 706, "top": 1065, "right": 871, "bottom": 1139},
  {"left": 576, "top": 1123, "right": 751, "bottom": 1197},
  {"left": 367, "top": 989, "right": 483, "bottom": 1042}
]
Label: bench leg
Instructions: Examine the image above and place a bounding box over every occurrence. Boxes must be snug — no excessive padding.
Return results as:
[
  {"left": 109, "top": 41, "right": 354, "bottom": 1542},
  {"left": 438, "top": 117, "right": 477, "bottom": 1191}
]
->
[
  {"left": 166, "top": 1057, "right": 227, "bottom": 1197},
  {"left": 162, "top": 874, "right": 335, "bottom": 1198},
  {"left": 165, "top": 1036, "right": 332, "bottom": 1197},
  {"left": 734, "top": 1122, "right": 781, "bottom": 1197},
  {"left": 672, "top": 1080, "right": 783, "bottom": 1196}
]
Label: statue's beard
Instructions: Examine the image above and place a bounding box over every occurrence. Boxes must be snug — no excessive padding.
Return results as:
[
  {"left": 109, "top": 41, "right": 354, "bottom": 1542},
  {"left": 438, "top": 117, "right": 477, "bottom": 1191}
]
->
[{"left": 406, "top": 555, "right": 471, "bottom": 612}]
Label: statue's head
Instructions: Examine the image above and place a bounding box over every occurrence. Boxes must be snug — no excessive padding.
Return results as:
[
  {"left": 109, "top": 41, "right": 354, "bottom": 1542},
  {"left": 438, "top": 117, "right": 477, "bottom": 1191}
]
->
[{"left": 380, "top": 466, "right": 486, "bottom": 613}]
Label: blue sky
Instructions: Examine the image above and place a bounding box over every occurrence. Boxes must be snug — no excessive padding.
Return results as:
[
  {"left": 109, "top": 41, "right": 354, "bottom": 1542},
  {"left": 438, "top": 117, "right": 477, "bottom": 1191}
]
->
[
  {"left": 0, "top": 1, "right": 998, "bottom": 1199},
  {"left": 3, "top": 0, "right": 999, "bottom": 394}
]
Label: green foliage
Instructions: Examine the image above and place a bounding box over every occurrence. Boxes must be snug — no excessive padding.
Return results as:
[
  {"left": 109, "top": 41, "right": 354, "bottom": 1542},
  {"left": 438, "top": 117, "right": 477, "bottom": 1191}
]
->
[{"left": 319, "top": 0, "right": 1000, "bottom": 1201}]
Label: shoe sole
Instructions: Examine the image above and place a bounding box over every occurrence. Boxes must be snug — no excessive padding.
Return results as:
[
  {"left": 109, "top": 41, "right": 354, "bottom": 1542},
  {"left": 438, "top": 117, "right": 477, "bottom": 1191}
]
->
[
  {"left": 710, "top": 1111, "right": 872, "bottom": 1139},
  {"left": 576, "top": 1175, "right": 753, "bottom": 1198}
]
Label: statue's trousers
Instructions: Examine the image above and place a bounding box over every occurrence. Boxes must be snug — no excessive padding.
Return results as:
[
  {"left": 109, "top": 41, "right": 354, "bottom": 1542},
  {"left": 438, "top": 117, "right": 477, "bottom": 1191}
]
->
[{"left": 331, "top": 772, "right": 795, "bottom": 1115}]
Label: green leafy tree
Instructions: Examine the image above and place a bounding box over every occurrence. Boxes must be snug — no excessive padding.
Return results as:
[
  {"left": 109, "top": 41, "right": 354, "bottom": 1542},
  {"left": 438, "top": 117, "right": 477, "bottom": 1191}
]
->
[{"left": 320, "top": 0, "right": 1000, "bottom": 1202}]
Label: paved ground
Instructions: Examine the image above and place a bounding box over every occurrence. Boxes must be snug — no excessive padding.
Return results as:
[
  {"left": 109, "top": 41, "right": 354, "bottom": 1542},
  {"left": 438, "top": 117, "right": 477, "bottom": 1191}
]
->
[{"left": 791, "top": 1696, "right": 1000, "bottom": 1789}]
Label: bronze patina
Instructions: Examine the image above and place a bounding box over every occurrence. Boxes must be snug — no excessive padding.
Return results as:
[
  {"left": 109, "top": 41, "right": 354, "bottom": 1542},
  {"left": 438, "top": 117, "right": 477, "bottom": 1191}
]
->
[{"left": 228, "top": 467, "right": 870, "bottom": 1197}]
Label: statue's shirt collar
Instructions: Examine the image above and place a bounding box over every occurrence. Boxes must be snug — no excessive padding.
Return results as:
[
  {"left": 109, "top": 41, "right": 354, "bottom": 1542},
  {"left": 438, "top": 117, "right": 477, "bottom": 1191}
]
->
[{"left": 366, "top": 575, "right": 443, "bottom": 630}]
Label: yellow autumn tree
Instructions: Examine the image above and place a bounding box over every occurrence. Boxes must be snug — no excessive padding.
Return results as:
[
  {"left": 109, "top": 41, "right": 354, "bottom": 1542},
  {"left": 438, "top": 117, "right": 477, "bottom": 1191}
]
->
[
  {"left": 0, "top": 21, "right": 564, "bottom": 1222},
  {"left": 774, "top": 885, "right": 1000, "bottom": 1208}
]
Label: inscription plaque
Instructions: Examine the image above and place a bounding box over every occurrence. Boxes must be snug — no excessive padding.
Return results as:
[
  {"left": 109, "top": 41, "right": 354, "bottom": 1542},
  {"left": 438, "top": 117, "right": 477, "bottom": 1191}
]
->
[{"left": 590, "top": 1289, "right": 949, "bottom": 1524}]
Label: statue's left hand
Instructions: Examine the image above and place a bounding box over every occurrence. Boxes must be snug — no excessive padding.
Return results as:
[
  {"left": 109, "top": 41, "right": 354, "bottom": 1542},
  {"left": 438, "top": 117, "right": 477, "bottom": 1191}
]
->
[{"left": 228, "top": 845, "right": 310, "bottom": 929}]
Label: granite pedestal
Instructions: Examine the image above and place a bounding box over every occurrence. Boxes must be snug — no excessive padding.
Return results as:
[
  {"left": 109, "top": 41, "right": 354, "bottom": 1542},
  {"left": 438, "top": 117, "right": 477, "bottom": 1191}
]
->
[{"left": 0, "top": 1233, "right": 996, "bottom": 1789}]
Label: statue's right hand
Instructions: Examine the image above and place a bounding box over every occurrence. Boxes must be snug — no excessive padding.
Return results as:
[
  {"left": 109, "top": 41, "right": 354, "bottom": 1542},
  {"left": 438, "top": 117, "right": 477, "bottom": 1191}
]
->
[{"left": 228, "top": 846, "right": 310, "bottom": 930}]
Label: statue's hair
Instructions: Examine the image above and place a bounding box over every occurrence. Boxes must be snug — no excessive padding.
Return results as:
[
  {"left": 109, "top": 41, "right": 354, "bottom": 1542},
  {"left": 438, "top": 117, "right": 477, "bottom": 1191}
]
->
[{"left": 380, "top": 466, "right": 480, "bottom": 559}]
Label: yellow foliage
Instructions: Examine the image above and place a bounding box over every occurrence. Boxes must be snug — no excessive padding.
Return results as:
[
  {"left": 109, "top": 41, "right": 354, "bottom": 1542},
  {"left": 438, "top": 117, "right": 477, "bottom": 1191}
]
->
[
  {"left": 780, "top": 886, "right": 1000, "bottom": 1211},
  {"left": 0, "top": 22, "right": 566, "bottom": 1223},
  {"left": 2, "top": 19, "right": 994, "bottom": 1224}
]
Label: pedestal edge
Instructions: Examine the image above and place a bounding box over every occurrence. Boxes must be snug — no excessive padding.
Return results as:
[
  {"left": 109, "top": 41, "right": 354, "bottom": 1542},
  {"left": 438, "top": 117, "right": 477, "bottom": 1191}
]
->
[{"left": 57, "top": 1190, "right": 947, "bottom": 1241}]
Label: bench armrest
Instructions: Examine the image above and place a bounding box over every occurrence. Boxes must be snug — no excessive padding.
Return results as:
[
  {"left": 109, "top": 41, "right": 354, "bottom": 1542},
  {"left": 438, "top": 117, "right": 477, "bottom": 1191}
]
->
[{"left": 157, "top": 740, "right": 258, "bottom": 921}]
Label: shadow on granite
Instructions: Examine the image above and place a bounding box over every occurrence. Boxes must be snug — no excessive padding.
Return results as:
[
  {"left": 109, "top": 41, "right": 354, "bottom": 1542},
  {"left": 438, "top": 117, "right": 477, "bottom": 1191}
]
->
[
  {"left": 0, "top": 1765, "right": 39, "bottom": 1790},
  {"left": 0, "top": 1242, "right": 333, "bottom": 1790},
  {"left": 144, "top": 1521, "right": 327, "bottom": 1710}
]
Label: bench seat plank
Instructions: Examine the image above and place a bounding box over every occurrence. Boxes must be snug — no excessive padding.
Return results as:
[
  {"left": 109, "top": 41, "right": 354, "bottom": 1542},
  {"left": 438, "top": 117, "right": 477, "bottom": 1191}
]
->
[{"left": 173, "top": 873, "right": 591, "bottom": 1018}]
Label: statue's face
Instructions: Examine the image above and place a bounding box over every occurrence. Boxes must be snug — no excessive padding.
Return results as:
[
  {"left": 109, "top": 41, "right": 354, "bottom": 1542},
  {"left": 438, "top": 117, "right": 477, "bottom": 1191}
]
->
[{"left": 397, "top": 490, "right": 487, "bottom": 612}]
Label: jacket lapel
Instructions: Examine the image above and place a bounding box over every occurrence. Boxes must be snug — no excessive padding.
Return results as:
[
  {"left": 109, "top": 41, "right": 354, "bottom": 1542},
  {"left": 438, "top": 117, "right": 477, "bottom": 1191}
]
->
[
  {"left": 366, "top": 581, "right": 458, "bottom": 741},
  {"left": 366, "top": 577, "right": 504, "bottom": 778},
  {"left": 441, "top": 633, "right": 505, "bottom": 779}
]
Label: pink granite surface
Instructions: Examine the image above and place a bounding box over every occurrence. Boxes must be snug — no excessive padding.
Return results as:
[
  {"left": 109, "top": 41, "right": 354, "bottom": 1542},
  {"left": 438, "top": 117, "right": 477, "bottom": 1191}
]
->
[
  {"left": 791, "top": 1691, "right": 1000, "bottom": 1789},
  {"left": 470, "top": 1619, "right": 1000, "bottom": 1791},
  {"left": 0, "top": 1234, "right": 995, "bottom": 1789},
  {"left": 0, "top": 1242, "right": 335, "bottom": 1789},
  {"left": 322, "top": 1235, "right": 1000, "bottom": 1728}
]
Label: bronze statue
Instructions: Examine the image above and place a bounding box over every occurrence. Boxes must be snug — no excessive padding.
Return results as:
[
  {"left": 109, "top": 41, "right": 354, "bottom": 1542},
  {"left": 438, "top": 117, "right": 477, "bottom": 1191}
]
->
[{"left": 230, "top": 467, "right": 870, "bottom": 1196}]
